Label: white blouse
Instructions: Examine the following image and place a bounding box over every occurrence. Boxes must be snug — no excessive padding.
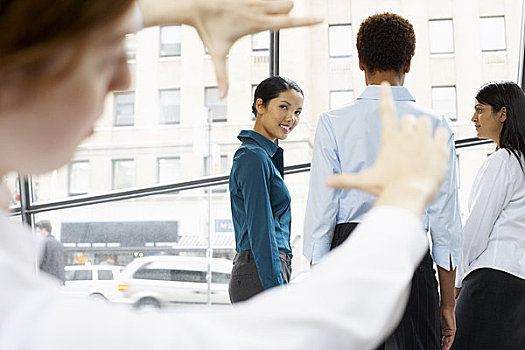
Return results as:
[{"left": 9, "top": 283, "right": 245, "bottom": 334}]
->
[{"left": 456, "top": 149, "right": 525, "bottom": 287}]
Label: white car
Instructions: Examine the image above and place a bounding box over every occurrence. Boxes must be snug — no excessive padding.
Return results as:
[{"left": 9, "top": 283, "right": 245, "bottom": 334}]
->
[
  {"left": 116, "top": 256, "right": 232, "bottom": 309},
  {"left": 62, "top": 265, "right": 123, "bottom": 301}
]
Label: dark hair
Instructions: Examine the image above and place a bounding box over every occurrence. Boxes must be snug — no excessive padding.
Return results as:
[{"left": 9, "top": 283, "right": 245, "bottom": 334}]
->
[
  {"left": 476, "top": 81, "right": 525, "bottom": 171},
  {"left": 356, "top": 13, "right": 416, "bottom": 74},
  {"left": 0, "top": 0, "right": 134, "bottom": 89},
  {"left": 252, "top": 76, "right": 303, "bottom": 117},
  {"left": 35, "top": 220, "right": 52, "bottom": 234}
]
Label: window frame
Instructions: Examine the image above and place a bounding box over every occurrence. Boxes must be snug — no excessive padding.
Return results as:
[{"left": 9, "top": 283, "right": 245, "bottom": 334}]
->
[
  {"left": 328, "top": 23, "right": 353, "bottom": 58},
  {"left": 428, "top": 19, "right": 455, "bottom": 54}
]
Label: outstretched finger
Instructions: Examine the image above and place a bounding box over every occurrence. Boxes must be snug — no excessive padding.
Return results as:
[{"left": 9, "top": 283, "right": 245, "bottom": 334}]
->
[
  {"left": 262, "top": 15, "right": 324, "bottom": 31},
  {"left": 326, "top": 173, "right": 380, "bottom": 196},
  {"left": 379, "top": 82, "right": 397, "bottom": 135},
  {"left": 211, "top": 53, "right": 229, "bottom": 99},
  {"left": 262, "top": 0, "right": 293, "bottom": 14}
]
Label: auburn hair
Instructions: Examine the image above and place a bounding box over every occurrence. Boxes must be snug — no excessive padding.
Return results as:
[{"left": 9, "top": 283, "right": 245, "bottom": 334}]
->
[{"left": 0, "top": 0, "right": 134, "bottom": 88}]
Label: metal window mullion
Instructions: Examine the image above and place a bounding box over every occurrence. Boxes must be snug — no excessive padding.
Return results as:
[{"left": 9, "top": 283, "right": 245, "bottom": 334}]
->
[
  {"left": 18, "top": 174, "right": 33, "bottom": 226},
  {"left": 519, "top": 0, "right": 525, "bottom": 88},
  {"left": 269, "top": 31, "right": 280, "bottom": 77}
]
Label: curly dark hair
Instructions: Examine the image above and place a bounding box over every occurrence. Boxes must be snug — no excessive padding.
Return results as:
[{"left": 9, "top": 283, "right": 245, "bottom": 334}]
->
[{"left": 356, "top": 13, "right": 416, "bottom": 74}]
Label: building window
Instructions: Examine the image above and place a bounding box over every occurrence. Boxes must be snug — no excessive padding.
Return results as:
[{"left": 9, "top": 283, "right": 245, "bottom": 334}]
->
[
  {"left": 431, "top": 86, "right": 457, "bottom": 121},
  {"left": 480, "top": 16, "right": 506, "bottom": 51},
  {"left": 428, "top": 19, "right": 454, "bottom": 54},
  {"left": 204, "top": 155, "right": 228, "bottom": 193},
  {"left": 114, "top": 92, "right": 135, "bottom": 127},
  {"left": 159, "top": 89, "right": 181, "bottom": 124},
  {"left": 252, "top": 31, "right": 270, "bottom": 51},
  {"left": 160, "top": 26, "right": 182, "bottom": 57},
  {"left": 124, "top": 34, "right": 137, "bottom": 61},
  {"left": 329, "top": 90, "right": 354, "bottom": 109},
  {"left": 329, "top": 24, "right": 352, "bottom": 57},
  {"left": 112, "top": 159, "right": 135, "bottom": 190},
  {"left": 68, "top": 161, "right": 90, "bottom": 196},
  {"left": 157, "top": 157, "right": 181, "bottom": 185},
  {"left": 205, "top": 87, "right": 227, "bottom": 122}
]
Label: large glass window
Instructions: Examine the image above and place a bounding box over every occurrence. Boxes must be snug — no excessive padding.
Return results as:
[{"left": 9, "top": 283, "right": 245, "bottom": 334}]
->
[
  {"left": 428, "top": 19, "right": 454, "bottom": 54},
  {"left": 431, "top": 86, "right": 457, "bottom": 121},
  {"left": 68, "top": 161, "right": 91, "bottom": 196},
  {"left": 159, "top": 89, "right": 181, "bottom": 124},
  {"left": 205, "top": 87, "right": 227, "bottom": 122},
  {"left": 328, "top": 24, "right": 352, "bottom": 57},
  {"left": 160, "top": 26, "right": 182, "bottom": 57},
  {"left": 480, "top": 16, "right": 506, "bottom": 51},
  {"left": 114, "top": 92, "right": 135, "bottom": 127},
  {"left": 112, "top": 159, "right": 135, "bottom": 190},
  {"left": 20, "top": 0, "right": 524, "bottom": 313}
]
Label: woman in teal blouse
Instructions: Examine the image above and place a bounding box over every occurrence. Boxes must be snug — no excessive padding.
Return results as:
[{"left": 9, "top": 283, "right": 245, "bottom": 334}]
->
[{"left": 229, "top": 76, "right": 304, "bottom": 303}]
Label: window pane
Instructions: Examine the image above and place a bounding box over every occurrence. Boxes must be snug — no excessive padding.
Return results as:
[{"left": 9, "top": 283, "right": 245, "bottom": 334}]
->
[
  {"left": 429, "top": 19, "right": 454, "bottom": 53},
  {"left": 34, "top": 195, "right": 235, "bottom": 306},
  {"left": 65, "top": 270, "right": 92, "bottom": 281},
  {"left": 431, "top": 86, "right": 457, "bottom": 121},
  {"left": 112, "top": 159, "right": 135, "bottom": 190},
  {"left": 171, "top": 270, "right": 207, "bottom": 283},
  {"left": 252, "top": 31, "right": 270, "bottom": 51},
  {"left": 31, "top": 15, "right": 269, "bottom": 204},
  {"left": 2, "top": 173, "right": 20, "bottom": 209},
  {"left": 69, "top": 161, "right": 90, "bottom": 196},
  {"left": 205, "top": 87, "right": 227, "bottom": 122},
  {"left": 157, "top": 157, "right": 181, "bottom": 184},
  {"left": 329, "top": 90, "right": 354, "bottom": 109},
  {"left": 159, "top": 89, "right": 181, "bottom": 124},
  {"left": 329, "top": 24, "right": 352, "bottom": 57},
  {"left": 125, "top": 34, "right": 137, "bottom": 61},
  {"left": 134, "top": 268, "right": 171, "bottom": 281},
  {"left": 480, "top": 17, "right": 506, "bottom": 51},
  {"left": 160, "top": 26, "right": 182, "bottom": 57},
  {"left": 114, "top": 92, "right": 135, "bottom": 126},
  {"left": 98, "top": 270, "right": 114, "bottom": 281}
]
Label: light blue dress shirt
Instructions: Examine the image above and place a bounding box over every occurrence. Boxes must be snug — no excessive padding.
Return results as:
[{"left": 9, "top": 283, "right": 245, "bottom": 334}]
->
[
  {"left": 303, "top": 85, "right": 463, "bottom": 269},
  {"left": 229, "top": 130, "right": 292, "bottom": 290}
]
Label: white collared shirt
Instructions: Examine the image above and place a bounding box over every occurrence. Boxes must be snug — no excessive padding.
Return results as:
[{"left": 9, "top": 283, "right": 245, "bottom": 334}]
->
[
  {"left": 0, "top": 206, "right": 427, "bottom": 349},
  {"left": 456, "top": 149, "right": 525, "bottom": 287},
  {"left": 303, "top": 85, "right": 463, "bottom": 269}
]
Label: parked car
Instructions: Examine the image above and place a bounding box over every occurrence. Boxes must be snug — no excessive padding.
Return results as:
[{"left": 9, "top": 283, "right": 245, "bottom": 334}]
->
[
  {"left": 62, "top": 265, "right": 123, "bottom": 301},
  {"left": 116, "top": 256, "right": 232, "bottom": 309}
]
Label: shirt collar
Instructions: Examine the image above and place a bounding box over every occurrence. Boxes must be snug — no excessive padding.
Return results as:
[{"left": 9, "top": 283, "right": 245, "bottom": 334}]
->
[
  {"left": 357, "top": 85, "right": 416, "bottom": 102},
  {"left": 238, "top": 130, "right": 281, "bottom": 157}
]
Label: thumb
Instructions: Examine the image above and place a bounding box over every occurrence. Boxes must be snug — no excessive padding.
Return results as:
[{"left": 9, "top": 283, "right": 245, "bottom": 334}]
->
[{"left": 211, "top": 53, "right": 229, "bottom": 99}]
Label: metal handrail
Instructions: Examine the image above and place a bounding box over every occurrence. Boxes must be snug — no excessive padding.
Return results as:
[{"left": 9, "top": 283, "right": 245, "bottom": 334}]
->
[{"left": 8, "top": 137, "right": 494, "bottom": 216}]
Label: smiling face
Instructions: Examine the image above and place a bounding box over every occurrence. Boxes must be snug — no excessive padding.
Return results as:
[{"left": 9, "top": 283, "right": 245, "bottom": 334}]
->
[
  {"left": 472, "top": 99, "right": 506, "bottom": 145},
  {"left": 0, "top": 6, "right": 134, "bottom": 175},
  {"left": 253, "top": 89, "right": 304, "bottom": 142}
]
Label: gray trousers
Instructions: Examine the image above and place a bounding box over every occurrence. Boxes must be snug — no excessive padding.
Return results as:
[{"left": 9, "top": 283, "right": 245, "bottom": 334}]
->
[{"left": 229, "top": 250, "right": 291, "bottom": 303}]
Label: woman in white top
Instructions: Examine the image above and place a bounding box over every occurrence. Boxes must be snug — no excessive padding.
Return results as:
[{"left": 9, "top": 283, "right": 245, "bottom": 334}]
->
[{"left": 453, "top": 81, "right": 525, "bottom": 350}]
